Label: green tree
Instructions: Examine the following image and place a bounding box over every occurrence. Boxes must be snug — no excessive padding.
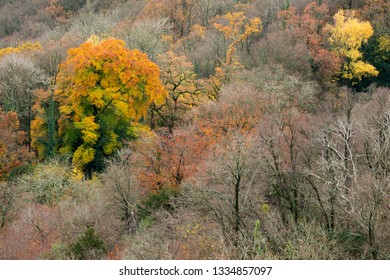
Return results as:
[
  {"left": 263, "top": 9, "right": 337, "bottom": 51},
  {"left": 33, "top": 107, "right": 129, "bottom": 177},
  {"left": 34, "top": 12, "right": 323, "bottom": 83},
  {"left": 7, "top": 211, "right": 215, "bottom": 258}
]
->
[
  {"left": 31, "top": 88, "right": 59, "bottom": 159},
  {"left": 361, "top": 35, "right": 390, "bottom": 88},
  {"left": 70, "top": 227, "right": 106, "bottom": 260}
]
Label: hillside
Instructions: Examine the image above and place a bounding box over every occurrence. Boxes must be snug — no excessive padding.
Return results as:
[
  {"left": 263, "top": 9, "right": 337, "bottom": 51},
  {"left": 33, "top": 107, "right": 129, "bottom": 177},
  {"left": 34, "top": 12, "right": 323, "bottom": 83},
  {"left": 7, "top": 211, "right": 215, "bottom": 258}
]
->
[{"left": 0, "top": 0, "right": 389, "bottom": 260}]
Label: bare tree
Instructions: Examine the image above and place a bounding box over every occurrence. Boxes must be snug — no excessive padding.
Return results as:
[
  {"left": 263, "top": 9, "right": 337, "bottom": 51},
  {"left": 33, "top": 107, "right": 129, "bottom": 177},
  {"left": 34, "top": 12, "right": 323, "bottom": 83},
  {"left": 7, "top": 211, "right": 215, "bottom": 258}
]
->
[
  {"left": 0, "top": 182, "right": 15, "bottom": 228},
  {"left": 257, "top": 108, "right": 313, "bottom": 225},
  {"left": 101, "top": 150, "right": 141, "bottom": 234},
  {"left": 120, "top": 18, "right": 172, "bottom": 62},
  {"left": 196, "top": 132, "right": 262, "bottom": 251},
  {"left": 0, "top": 54, "right": 48, "bottom": 146}
]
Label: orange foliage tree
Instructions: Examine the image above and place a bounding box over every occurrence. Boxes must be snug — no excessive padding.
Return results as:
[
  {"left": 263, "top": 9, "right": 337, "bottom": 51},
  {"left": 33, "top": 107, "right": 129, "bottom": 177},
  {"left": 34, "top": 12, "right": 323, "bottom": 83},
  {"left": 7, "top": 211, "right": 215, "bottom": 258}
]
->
[
  {"left": 277, "top": 2, "right": 341, "bottom": 85},
  {"left": 131, "top": 126, "right": 208, "bottom": 190},
  {"left": 36, "top": 36, "right": 167, "bottom": 175},
  {"left": 213, "top": 10, "right": 262, "bottom": 67},
  {"left": 301, "top": 2, "right": 341, "bottom": 82},
  {"left": 0, "top": 108, "right": 34, "bottom": 179}
]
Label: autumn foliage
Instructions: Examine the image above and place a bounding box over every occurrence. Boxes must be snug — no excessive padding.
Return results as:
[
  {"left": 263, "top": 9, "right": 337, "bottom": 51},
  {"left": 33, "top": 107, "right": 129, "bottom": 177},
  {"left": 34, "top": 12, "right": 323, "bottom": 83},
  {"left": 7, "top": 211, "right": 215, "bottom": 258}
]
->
[
  {"left": 149, "top": 51, "right": 201, "bottom": 131},
  {"left": 1, "top": 0, "right": 390, "bottom": 262},
  {"left": 0, "top": 108, "right": 34, "bottom": 179},
  {"left": 277, "top": 2, "right": 341, "bottom": 84},
  {"left": 131, "top": 126, "right": 208, "bottom": 190},
  {"left": 213, "top": 10, "right": 262, "bottom": 66},
  {"left": 326, "top": 9, "right": 379, "bottom": 82},
  {"left": 48, "top": 36, "right": 167, "bottom": 173},
  {"left": 0, "top": 42, "right": 42, "bottom": 60}
]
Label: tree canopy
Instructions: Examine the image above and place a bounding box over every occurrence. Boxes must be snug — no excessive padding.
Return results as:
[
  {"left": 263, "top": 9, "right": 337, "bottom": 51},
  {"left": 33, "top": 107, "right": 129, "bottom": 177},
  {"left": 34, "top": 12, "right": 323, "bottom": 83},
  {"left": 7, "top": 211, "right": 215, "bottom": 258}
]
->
[
  {"left": 41, "top": 36, "right": 167, "bottom": 174},
  {"left": 327, "top": 9, "right": 379, "bottom": 83}
]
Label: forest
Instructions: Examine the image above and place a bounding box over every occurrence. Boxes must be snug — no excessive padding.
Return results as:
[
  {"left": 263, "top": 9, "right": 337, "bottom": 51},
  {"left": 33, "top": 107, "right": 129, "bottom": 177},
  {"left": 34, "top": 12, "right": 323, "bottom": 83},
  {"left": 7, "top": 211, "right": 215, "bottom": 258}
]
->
[{"left": 0, "top": 0, "right": 389, "bottom": 260}]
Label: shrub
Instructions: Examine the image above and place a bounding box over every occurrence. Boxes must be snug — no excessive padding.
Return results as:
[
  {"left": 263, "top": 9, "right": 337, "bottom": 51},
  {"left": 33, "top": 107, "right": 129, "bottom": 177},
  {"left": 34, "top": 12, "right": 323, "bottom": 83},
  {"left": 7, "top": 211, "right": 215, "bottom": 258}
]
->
[
  {"left": 0, "top": 182, "right": 16, "bottom": 228},
  {"left": 59, "top": 0, "right": 86, "bottom": 12},
  {"left": 17, "top": 159, "right": 78, "bottom": 206},
  {"left": 70, "top": 226, "right": 106, "bottom": 260}
]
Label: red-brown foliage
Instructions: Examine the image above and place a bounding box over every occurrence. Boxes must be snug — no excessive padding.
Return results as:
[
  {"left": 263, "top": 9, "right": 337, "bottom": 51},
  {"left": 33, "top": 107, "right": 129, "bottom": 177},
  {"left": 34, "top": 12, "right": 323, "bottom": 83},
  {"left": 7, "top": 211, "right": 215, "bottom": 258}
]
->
[{"left": 0, "top": 108, "right": 34, "bottom": 179}]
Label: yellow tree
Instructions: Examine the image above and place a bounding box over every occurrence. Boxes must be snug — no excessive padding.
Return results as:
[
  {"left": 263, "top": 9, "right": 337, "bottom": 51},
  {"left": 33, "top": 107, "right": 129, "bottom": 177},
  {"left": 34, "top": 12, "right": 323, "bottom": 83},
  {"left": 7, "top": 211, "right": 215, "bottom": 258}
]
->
[
  {"left": 326, "top": 10, "right": 379, "bottom": 83},
  {"left": 39, "top": 36, "right": 167, "bottom": 175},
  {"left": 0, "top": 42, "right": 42, "bottom": 60},
  {"left": 213, "top": 11, "right": 262, "bottom": 66}
]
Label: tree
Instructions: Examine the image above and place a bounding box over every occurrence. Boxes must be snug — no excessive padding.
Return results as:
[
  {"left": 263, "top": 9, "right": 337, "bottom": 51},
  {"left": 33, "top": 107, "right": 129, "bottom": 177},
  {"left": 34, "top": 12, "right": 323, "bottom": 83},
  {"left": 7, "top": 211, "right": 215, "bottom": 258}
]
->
[
  {"left": 339, "top": 0, "right": 365, "bottom": 10},
  {"left": 0, "top": 107, "right": 34, "bottom": 179},
  {"left": 305, "top": 115, "right": 357, "bottom": 234},
  {"left": 117, "top": 18, "right": 172, "bottom": 62},
  {"left": 326, "top": 9, "right": 379, "bottom": 84},
  {"left": 213, "top": 10, "right": 262, "bottom": 67},
  {"left": 195, "top": 132, "right": 261, "bottom": 251},
  {"left": 150, "top": 51, "right": 201, "bottom": 132},
  {"left": 59, "top": 0, "right": 86, "bottom": 12},
  {"left": 53, "top": 36, "right": 167, "bottom": 175},
  {"left": 102, "top": 153, "right": 141, "bottom": 233},
  {"left": 70, "top": 226, "right": 106, "bottom": 260},
  {"left": 45, "top": 0, "right": 69, "bottom": 25},
  {"left": 258, "top": 108, "right": 314, "bottom": 225},
  {"left": 301, "top": 2, "right": 341, "bottom": 84},
  {"left": 130, "top": 125, "right": 208, "bottom": 190},
  {"left": 360, "top": 0, "right": 390, "bottom": 34},
  {"left": 31, "top": 89, "right": 59, "bottom": 159},
  {"left": 193, "top": 0, "right": 236, "bottom": 27},
  {"left": 17, "top": 158, "right": 78, "bottom": 206},
  {"left": 0, "top": 42, "right": 42, "bottom": 60},
  {"left": 0, "top": 182, "right": 15, "bottom": 228},
  {"left": 276, "top": 2, "right": 341, "bottom": 85},
  {"left": 140, "top": 0, "right": 198, "bottom": 38},
  {"left": 65, "top": 12, "right": 115, "bottom": 45},
  {"left": 360, "top": 34, "right": 390, "bottom": 88},
  {"left": 0, "top": 54, "right": 48, "bottom": 146},
  {"left": 171, "top": 24, "right": 226, "bottom": 79}
]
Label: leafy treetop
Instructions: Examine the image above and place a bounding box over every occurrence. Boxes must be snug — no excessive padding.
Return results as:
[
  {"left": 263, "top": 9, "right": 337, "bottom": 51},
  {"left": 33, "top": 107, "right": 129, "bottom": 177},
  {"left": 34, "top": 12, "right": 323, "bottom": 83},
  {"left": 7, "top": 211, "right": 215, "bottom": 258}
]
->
[
  {"left": 54, "top": 35, "right": 167, "bottom": 173},
  {"left": 326, "top": 9, "right": 379, "bottom": 82},
  {"left": 213, "top": 11, "right": 262, "bottom": 66}
]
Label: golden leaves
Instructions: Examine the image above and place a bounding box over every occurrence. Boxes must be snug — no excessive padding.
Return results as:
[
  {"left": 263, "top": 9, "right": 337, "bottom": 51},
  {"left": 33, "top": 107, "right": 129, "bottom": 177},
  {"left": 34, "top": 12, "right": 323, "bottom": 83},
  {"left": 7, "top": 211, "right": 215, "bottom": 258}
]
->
[
  {"left": 326, "top": 10, "right": 379, "bottom": 81},
  {"left": 102, "top": 132, "right": 119, "bottom": 155},
  {"left": 55, "top": 36, "right": 167, "bottom": 172},
  {"left": 86, "top": 35, "right": 101, "bottom": 46},
  {"left": 345, "top": 61, "right": 379, "bottom": 80},
  {"left": 74, "top": 116, "right": 100, "bottom": 145},
  {"left": 213, "top": 12, "right": 262, "bottom": 42},
  {"left": 72, "top": 145, "right": 95, "bottom": 166},
  {"left": 0, "top": 42, "right": 42, "bottom": 60},
  {"left": 378, "top": 35, "right": 390, "bottom": 60},
  {"left": 213, "top": 10, "right": 262, "bottom": 67}
]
